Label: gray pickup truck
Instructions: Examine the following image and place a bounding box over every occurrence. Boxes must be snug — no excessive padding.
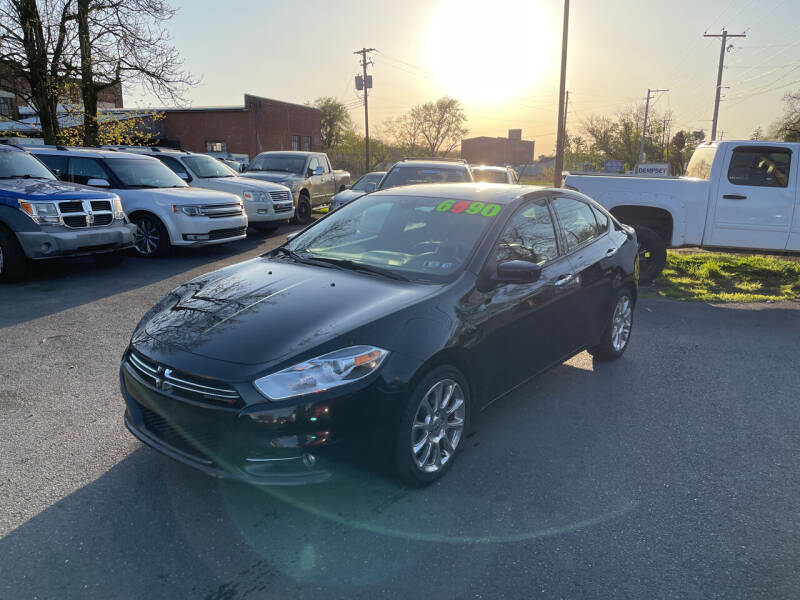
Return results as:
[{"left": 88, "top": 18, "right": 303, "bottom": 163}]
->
[{"left": 242, "top": 151, "right": 350, "bottom": 223}]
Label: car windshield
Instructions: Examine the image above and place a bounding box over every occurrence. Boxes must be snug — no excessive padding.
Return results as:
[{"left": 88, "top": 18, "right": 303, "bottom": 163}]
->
[
  {"left": 183, "top": 155, "right": 237, "bottom": 178},
  {"left": 472, "top": 169, "right": 508, "bottom": 184},
  {"left": 0, "top": 150, "right": 56, "bottom": 180},
  {"left": 248, "top": 154, "right": 306, "bottom": 174},
  {"left": 351, "top": 172, "right": 384, "bottom": 191},
  {"left": 105, "top": 157, "right": 188, "bottom": 188},
  {"left": 284, "top": 193, "right": 505, "bottom": 282},
  {"left": 380, "top": 165, "right": 470, "bottom": 189}
]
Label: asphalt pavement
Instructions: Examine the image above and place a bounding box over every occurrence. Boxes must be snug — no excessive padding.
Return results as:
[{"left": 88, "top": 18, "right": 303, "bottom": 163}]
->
[{"left": 2, "top": 224, "right": 800, "bottom": 600}]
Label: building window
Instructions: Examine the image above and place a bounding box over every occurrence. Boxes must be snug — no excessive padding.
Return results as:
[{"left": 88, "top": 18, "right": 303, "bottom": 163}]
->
[
  {"left": 0, "top": 96, "right": 14, "bottom": 118},
  {"left": 303, "top": 136, "right": 311, "bottom": 151},
  {"left": 205, "top": 141, "right": 226, "bottom": 153},
  {"left": 291, "top": 135, "right": 300, "bottom": 151}
]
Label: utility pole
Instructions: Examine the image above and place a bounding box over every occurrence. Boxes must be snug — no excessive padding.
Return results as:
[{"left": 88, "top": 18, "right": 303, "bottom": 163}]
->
[
  {"left": 553, "top": 0, "right": 570, "bottom": 188},
  {"left": 563, "top": 90, "right": 569, "bottom": 134},
  {"left": 354, "top": 47, "right": 375, "bottom": 171},
  {"left": 639, "top": 88, "right": 668, "bottom": 164},
  {"left": 704, "top": 29, "right": 746, "bottom": 141}
]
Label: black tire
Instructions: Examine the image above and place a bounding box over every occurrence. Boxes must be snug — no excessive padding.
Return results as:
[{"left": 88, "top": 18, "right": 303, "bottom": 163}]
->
[
  {"left": 92, "top": 250, "right": 126, "bottom": 267},
  {"left": 394, "top": 365, "right": 471, "bottom": 486},
  {"left": 588, "top": 287, "right": 635, "bottom": 360},
  {"left": 0, "top": 226, "right": 27, "bottom": 283},
  {"left": 132, "top": 214, "right": 170, "bottom": 258},
  {"left": 292, "top": 193, "right": 313, "bottom": 225},
  {"left": 252, "top": 221, "right": 283, "bottom": 233},
  {"left": 634, "top": 226, "right": 667, "bottom": 284}
]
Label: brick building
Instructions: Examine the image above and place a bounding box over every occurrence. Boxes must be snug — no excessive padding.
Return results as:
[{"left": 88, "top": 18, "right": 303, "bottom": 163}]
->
[
  {"left": 157, "top": 94, "right": 321, "bottom": 160},
  {"left": 461, "top": 129, "right": 535, "bottom": 167}
]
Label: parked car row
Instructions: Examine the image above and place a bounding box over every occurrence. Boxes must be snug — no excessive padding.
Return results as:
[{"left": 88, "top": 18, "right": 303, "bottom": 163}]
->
[{"left": 0, "top": 144, "right": 301, "bottom": 282}]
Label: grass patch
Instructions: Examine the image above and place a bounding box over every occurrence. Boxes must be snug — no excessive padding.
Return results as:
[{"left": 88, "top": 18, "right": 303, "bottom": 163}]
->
[{"left": 645, "top": 251, "right": 800, "bottom": 302}]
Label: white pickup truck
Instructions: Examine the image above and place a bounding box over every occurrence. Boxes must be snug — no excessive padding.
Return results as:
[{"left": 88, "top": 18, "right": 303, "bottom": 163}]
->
[{"left": 564, "top": 141, "right": 800, "bottom": 281}]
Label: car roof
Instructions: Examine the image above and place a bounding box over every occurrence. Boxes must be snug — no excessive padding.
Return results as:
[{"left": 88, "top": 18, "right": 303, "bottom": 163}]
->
[
  {"left": 27, "top": 146, "right": 157, "bottom": 160},
  {"left": 0, "top": 143, "right": 23, "bottom": 152},
  {"left": 391, "top": 160, "right": 468, "bottom": 168},
  {"left": 255, "top": 151, "right": 315, "bottom": 157},
  {"left": 371, "top": 182, "right": 548, "bottom": 204},
  {"left": 470, "top": 165, "right": 508, "bottom": 172}
]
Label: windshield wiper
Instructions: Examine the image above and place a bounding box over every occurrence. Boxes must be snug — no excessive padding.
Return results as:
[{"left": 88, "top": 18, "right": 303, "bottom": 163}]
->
[
  {"left": 308, "top": 257, "right": 409, "bottom": 281},
  {"left": 273, "top": 247, "right": 345, "bottom": 270}
]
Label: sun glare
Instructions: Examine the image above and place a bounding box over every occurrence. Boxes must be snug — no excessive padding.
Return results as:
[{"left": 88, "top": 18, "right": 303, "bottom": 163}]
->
[{"left": 425, "top": 0, "right": 554, "bottom": 104}]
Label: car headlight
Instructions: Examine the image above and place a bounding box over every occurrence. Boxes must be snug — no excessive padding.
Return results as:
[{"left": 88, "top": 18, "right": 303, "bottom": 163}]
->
[
  {"left": 18, "top": 200, "right": 60, "bottom": 224},
  {"left": 286, "top": 181, "right": 301, "bottom": 192},
  {"left": 253, "top": 345, "right": 389, "bottom": 401},
  {"left": 112, "top": 195, "right": 125, "bottom": 220},
  {"left": 174, "top": 204, "right": 201, "bottom": 216},
  {"left": 243, "top": 191, "right": 268, "bottom": 202}
]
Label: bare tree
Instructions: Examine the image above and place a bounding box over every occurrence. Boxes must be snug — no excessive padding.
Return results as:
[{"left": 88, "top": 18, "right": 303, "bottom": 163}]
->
[
  {"left": 383, "top": 113, "right": 423, "bottom": 157},
  {"left": 0, "top": 0, "right": 77, "bottom": 142},
  {"left": 413, "top": 97, "right": 468, "bottom": 156},
  {"left": 75, "top": 0, "right": 195, "bottom": 145},
  {"left": 769, "top": 91, "right": 800, "bottom": 142}
]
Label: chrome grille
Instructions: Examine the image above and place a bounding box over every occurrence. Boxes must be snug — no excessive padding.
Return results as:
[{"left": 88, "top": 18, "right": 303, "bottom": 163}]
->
[
  {"left": 57, "top": 199, "right": 115, "bottom": 229},
  {"left": 268, "top": 190, "right": 291, "bottom": 203},
  {"left": 198, "top": 203, "right": 243, "bottom": 218},
  {"left": 128, "top": 351, "right": 241, "bottom": 405}
]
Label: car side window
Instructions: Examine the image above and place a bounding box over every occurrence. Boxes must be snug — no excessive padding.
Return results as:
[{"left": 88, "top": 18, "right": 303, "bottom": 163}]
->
[
  {"left": 552, "top": 197, "right": 600, "bottom": 251},
  {"left": 158, "top": 156, "right": 190, "bottom": 179},
  {"left": 308, "top": 157, "right": 319, "bottom": 174},
  {"left": 36, "top": 155, "right": 67, "bottom": 178},
  {"left": 319, "top": 155, "right": 330, "bottom": 173},
  {"left": 67, "top": 157, "right": 110, "bottom": 185},
  {"left": 494, "top": 200, "right": 559, "bottom": 265},
  {"left": 727, "top": 147, "right": 791, "bottom": 188},
  {"left": 591, "top": 205, "right": 609, "bottom": 234}
]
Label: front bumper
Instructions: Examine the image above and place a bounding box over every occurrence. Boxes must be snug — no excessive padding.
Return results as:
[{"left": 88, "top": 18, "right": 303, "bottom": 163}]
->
[
  {"left": 244, "top": 201, "right": 295, "bottom": 223},
  {"left": 16, "top": 222, "right": 136, "bottom": 260},
  {"left": 119, "top": 348, "right": 409, "bottom": 485},
  {"left": 170, "top": 213, "right": 248, "bottom": 247}
]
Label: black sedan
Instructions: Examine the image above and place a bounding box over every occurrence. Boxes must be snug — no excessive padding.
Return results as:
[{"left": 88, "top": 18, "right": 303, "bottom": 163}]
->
[{"left": 121, "top": 183, "right": 638, "bottom": 485}]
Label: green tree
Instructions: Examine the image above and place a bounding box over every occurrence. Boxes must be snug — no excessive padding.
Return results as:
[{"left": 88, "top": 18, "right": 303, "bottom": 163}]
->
[{"left": 312, "top": 97, "right": 353, "bottom": 151}]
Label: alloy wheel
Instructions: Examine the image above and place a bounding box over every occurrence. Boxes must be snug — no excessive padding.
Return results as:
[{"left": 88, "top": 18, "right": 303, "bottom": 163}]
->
[
  {"left": 611, "top": 295, "right": 633, "bottom": 352},
  {"left": 411, "top": 379, "right": 466, "bottom": 473},
  {"left": 134, "top": 218, "right": 160, "bottom": 256}
]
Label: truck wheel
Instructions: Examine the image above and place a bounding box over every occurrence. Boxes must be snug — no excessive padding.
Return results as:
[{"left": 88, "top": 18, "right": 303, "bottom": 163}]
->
[
  {"left": 0, "top": 226, "right": 27, "bottom": 283},
  {"left": 293, "top": 193, "right": 313, "bottom": 225},
  {"left": 132, "top": 214, "right": 170, "bottom": 258},
  {"left": 93, "top": 250, "right": 126, "bottom": 267},
  {"left": 634, "top": 226, "right": 666, "bottom": 284}
]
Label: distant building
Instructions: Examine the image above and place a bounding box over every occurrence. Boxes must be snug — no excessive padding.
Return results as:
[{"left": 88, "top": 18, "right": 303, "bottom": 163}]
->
[
  {"left": 157, "top": 94, "right": 322, "bottom": 160},
  {"left": 461, "top": 129, "right": 535, "bottom": 166}
]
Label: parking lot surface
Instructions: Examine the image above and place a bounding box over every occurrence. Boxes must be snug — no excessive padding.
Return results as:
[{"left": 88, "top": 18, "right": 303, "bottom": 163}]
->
[{"left": 2, "top": 225, "right": 800, "bottom": 599}]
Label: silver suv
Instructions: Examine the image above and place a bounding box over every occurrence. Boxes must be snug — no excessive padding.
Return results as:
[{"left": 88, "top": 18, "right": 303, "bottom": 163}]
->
[{"left": 378, "top": 158, "right": 473, "bottom": 190}]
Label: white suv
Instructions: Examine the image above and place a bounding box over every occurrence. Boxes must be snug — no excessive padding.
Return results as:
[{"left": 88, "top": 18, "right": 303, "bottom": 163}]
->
[
  {"left": 104, "top": 147, "right": 294, "bottom": 232},
  {"left": 30, "top": 147, "right": 248, "bottom": 257}
]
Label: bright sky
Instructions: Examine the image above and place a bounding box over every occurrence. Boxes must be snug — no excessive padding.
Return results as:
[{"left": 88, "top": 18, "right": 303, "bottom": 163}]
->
[{"left": 128, "top": 0, "right": 800, "bottom": 155}]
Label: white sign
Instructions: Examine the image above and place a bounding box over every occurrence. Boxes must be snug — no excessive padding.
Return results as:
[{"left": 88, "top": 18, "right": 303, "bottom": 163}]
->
[{"left": 635, "top": 163, "right": 670, "bottom": 177}]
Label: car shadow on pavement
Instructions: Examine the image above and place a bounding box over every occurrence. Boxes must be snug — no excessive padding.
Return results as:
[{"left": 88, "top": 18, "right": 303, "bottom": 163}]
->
[
  {"left": 0, "top": 363, "right": 642, "bottom": 600},
  {"left": 0, "top": 225, "right": 301, "bottom": 329}
]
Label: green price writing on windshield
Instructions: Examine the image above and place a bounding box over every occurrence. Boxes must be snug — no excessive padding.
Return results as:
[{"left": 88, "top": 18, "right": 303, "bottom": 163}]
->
[{"left": 436, "top": 200, "right": 501, "bottom": 217}]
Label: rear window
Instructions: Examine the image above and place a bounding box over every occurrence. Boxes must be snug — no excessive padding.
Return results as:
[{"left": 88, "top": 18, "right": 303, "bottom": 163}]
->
[
  {"left": 472, "top": 169, "right": 508, "bottom": 184},
  {"left": 380, "top": 165, "right": 471, "bottom": 189},
  {"left": 685, "top": 145, "right": 718, "bottom": 179}
]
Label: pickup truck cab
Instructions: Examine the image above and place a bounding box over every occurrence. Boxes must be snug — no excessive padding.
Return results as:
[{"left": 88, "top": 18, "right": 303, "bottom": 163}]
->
[
  {"left": 103, "top": 147, "right": 295, "bottom": 233},
  {"left": 242, "top": 151, "right": 350, "bottom": 224},
  {"left": 29, "top": 147, "right": 248, "bottom": 257},
  {"left": 564, "top": 141, "right": 800, "bottom": 281},
  {"left": 0, "top": 144, "right": 134, "bottom": 283}
]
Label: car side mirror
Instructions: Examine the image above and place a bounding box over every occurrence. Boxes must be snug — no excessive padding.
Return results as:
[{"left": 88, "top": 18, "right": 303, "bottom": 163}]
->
[
  {"left": 344, "top": 184, "right": 352, "bottom": 190},
  {"left": 364, "top": 182, "right": 376, "bottom": 193},
  {"left": 494, "top": 260, "right": 542, "bottom": 283},
  {"left": 87, "top": 178, "right": 110, "bottom": 187}
]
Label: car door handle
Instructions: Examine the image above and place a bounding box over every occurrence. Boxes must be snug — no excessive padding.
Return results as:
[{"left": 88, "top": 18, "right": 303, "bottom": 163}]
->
[
  {"left": 554, "top": 273, "right": 576, "bottom": 287},
  {"left": 606, "top": 247, "right": 618, "bottom": 256},
  {"left": 723, "top": 194, "right": 747, "bottom": 200}
]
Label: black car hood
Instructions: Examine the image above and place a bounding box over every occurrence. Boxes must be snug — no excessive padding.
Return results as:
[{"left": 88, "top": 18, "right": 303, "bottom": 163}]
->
[{"left": 141, "top": 257, "right": 436, "bottom": 366}]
